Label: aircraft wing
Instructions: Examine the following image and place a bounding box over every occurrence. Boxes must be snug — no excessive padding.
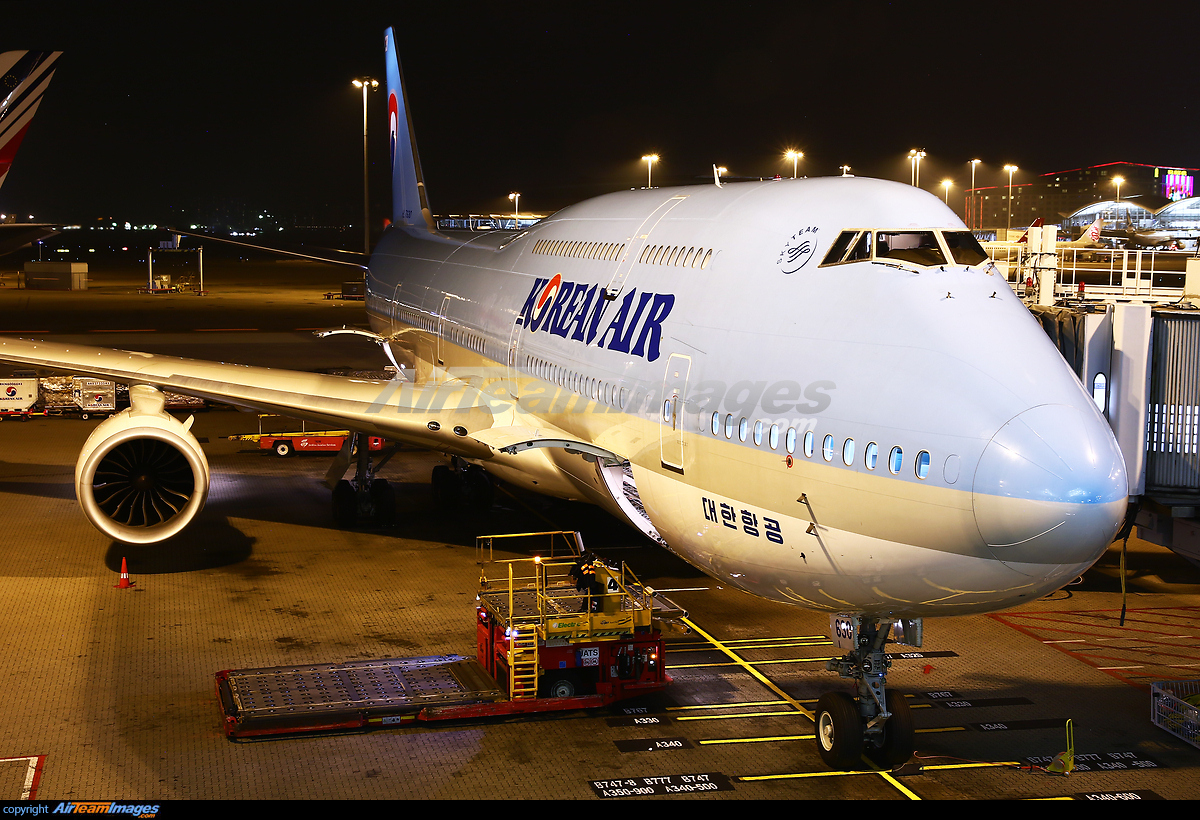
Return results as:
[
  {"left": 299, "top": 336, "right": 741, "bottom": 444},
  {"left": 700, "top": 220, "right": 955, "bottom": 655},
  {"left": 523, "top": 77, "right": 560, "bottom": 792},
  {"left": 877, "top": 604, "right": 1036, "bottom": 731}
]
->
[
  {"left": 0, "top": 336, "right": 496, "bottom": 458},
  {"left": 170, "top": 229, "right": 369, "bottom": 269},
  {"left": 0, "top": 223, "right": 60, "bottom": 256}
]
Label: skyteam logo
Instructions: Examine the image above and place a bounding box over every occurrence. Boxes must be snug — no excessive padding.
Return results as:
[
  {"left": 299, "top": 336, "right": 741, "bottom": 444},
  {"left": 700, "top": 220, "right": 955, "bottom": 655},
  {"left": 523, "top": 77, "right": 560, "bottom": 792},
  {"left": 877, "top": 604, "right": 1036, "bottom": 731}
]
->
[
  {"left": 777, "top": 226, "right": 819, "bottom": 273},
  {"left": 517, "top": 277, "right": 675, "bottom": 362}
]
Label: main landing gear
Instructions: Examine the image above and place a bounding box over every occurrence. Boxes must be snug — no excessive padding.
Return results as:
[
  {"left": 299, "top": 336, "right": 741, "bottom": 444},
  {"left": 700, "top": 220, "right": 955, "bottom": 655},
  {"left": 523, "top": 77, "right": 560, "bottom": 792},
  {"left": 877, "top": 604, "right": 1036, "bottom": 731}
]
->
[
  {"left": 814, "top": 615, "right": 915, "bottom": 771},
  {"left": 331, "top": 433, "right": 395, "bottom": 527},
  {"left": 431, "top": 456, "right": 494, "bottom": 514}
]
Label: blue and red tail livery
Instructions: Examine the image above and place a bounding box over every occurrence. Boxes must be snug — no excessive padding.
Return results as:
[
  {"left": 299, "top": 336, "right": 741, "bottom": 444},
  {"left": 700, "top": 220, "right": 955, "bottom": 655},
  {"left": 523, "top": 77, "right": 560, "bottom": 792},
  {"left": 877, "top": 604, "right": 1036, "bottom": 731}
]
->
[
  {"left": 384, "top": 29, "right": 432, "bottom": 230},
  {"left": 0, "top": 50, "right": 61, "bottom": 191}
]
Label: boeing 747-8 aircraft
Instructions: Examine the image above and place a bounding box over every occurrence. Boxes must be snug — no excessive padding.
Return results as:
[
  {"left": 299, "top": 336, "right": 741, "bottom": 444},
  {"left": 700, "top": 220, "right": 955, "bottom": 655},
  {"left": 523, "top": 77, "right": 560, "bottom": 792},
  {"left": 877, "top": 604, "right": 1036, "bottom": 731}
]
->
[{"left": 0, "top": 30, "right": 1128, "bottom": 769}]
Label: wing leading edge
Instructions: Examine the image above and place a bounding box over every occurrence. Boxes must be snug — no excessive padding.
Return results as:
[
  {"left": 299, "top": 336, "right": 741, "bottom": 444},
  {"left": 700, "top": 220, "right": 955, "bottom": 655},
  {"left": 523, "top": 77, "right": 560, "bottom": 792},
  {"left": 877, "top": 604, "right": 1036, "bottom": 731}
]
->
[{"left": 0, "top": 336, "right": 495, "bottom": 458}]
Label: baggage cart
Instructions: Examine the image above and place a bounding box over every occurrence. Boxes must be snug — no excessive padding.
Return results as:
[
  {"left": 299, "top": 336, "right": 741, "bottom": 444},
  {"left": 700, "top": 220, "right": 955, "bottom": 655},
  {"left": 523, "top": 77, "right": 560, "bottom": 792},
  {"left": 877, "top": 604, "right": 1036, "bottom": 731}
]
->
[{"left": 1151, "top": 679, "right": 1200, "bottom": 749}]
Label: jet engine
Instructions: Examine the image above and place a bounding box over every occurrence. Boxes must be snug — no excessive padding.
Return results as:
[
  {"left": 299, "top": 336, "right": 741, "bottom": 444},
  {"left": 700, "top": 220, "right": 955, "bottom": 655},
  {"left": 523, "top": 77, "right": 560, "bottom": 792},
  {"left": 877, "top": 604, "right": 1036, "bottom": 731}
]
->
[{"left": 73, "top": 385, "right": 209, "bottom": 544}]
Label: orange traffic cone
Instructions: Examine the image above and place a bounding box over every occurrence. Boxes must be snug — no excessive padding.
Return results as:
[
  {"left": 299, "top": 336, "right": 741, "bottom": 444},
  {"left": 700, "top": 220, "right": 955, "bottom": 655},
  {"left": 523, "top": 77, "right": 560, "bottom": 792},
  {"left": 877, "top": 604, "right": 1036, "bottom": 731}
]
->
[{"left": 113, "top": 557, "right": 135, "bottom": 589}]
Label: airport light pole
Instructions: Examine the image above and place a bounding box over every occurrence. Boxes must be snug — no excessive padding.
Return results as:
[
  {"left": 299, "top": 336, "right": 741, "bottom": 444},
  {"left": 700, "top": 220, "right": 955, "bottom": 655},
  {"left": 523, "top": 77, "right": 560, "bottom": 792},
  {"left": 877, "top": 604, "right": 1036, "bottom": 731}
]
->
[
  {"left": 642, "top": 154, "right": 658, "bottom": 189},
  {"left": 1113, "top": 175, "right": 1125, "bottom": 227},
  {"left": 942, "top": 179, "right": 952, "bottom": 206},
  {"left": 840, "top": 165, "right": 851, "bottom": 177},
  {"left": 353, "top": 77, "right": 379, "bottom": 255},
  {"left": 908, "top": 149, "right": 926, "bottom": 187},
  {"left": 508, "top": 192, "right": 521, "bottom": 230},
  {"left": 969, "top": 159, "right": 981, "bottom": 229},
  {"left": 785, "top": 150, "right": 803, "bottom": 179},
  {"left": 1004, "top": 164, "right": 1018, "bottom": 234}
]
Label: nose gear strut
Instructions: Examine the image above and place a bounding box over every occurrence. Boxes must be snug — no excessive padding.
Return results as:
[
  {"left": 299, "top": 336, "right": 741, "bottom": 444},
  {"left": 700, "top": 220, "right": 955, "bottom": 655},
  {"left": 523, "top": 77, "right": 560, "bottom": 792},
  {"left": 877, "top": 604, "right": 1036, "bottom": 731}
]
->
[{"left": 816, "top": 616, "right": 915, "bottom": 770}]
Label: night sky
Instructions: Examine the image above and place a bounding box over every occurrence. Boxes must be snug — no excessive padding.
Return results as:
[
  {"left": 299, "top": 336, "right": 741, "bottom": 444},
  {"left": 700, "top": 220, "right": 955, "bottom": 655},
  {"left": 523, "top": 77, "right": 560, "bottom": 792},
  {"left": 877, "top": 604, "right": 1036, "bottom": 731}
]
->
[{"left": 3, "top": 1, "right": 1198, "bottom": 230}]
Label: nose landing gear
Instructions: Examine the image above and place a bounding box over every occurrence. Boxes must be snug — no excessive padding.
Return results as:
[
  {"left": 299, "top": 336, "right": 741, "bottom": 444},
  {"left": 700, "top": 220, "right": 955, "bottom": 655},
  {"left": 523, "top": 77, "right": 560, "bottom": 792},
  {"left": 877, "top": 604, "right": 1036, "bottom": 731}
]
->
[{"left": 815, "top": 615, "right": 915, "bottom": 770}]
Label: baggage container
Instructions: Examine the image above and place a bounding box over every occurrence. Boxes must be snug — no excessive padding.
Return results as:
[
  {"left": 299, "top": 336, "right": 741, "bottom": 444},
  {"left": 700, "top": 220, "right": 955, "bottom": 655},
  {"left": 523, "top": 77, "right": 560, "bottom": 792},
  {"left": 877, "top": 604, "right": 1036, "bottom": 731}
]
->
[{"left": 0, "top": 378, "right": 39, "bottom": 413}]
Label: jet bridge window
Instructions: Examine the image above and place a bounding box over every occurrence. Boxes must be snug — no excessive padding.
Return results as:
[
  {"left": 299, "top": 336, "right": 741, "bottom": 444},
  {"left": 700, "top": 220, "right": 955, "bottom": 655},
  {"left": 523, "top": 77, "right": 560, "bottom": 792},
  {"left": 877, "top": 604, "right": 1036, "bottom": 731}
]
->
[
  {"left": 876, "top": 231, "right": 947, "bottom": 266},
  {"left": 942, "top": 231, "right": 989, "bottom": 266}
]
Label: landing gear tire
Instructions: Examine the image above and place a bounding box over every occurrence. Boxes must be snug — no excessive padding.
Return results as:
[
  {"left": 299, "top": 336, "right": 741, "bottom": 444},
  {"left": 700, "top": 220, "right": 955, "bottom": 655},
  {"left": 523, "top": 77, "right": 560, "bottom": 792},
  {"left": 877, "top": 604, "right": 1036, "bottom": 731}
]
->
[
  {"left": 332, "top": 479, "right": 356, "bottom": 528},
  {"left": 463, "top": 466, "right": 494, "bottom": 513},
  {"left": 815, "top": 691, "right": 863, "bottom": 770},
  {"left": 273, "top": 440, "right": 293, "bottom": 458},
  {"left": 370, "top": 478, "right": 396, "bottom": 525},
  {"left": 431, "top": 463, "right": 494, "bottom": 514},
  {"left": 430, "top": 465, "right": 458, "bottom": 510},
  {"left": 866, "top": 690, "right": 914, "bottom": 769}
]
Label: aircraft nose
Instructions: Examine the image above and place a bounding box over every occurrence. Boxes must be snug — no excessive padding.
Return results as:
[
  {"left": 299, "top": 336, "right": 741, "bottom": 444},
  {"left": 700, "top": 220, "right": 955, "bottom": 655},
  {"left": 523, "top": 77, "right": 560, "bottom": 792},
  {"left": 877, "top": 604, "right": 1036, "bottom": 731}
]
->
[{"left": 972, "top": 404, "right": 1128, "bottom": 568}]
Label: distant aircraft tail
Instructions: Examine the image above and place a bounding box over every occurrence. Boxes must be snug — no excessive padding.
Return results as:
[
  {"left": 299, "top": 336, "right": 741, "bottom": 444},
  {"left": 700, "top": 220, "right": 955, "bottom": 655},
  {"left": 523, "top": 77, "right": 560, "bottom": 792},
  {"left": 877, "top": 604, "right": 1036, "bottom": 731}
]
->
[
  {"left": 0, "top": 50, "right": 61, "bottom": 192},
  {"left": 1015, "top": 217, "right": 1044, "bottom": 243},
  {"left": 384, "top": 29, "right": 433, "bottom": 230},
  {"left": 1084, "top": 216, "right": 1103, "bottom": 243}
]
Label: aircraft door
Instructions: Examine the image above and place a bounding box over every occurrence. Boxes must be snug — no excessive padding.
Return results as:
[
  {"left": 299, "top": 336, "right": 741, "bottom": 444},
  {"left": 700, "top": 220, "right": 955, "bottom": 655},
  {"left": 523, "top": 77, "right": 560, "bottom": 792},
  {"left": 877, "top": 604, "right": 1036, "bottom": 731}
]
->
[
  {"left": 390, "top": 284, "right": 402, "bottom": 334},
  {"left": 505, "top": 315, "right": 524, "bottom": 400},
  {"left": 604, "top": 195, "right": 687, "bottom": 300},
  {"left": 659, "top": 353, "right": 691, "bottom": 471},
  {"left": 435, "top": 295, "right": 450, "bottom": 366}
]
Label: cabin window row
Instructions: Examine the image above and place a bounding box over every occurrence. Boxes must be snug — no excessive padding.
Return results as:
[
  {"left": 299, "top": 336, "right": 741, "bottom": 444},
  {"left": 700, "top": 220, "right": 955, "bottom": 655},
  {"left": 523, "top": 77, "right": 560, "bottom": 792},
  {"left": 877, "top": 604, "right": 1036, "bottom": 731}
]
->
[
  {"left": 526, "top": 354, "right": 625, "bottom": 409},
  {"left": 397, "top": 307, "right": 436, "bottom": 333},
  {"left": 532, "top": 239, "right": 626, "bottom": 262},
  {"left": 447, "top": 324, "right": 486, "bottom": 356},
  {"left": 638, "top": 244, "right": 713, "bottom": 269},
  {"left": 708, "top": 412, "right": 933, "bottom": 479}
]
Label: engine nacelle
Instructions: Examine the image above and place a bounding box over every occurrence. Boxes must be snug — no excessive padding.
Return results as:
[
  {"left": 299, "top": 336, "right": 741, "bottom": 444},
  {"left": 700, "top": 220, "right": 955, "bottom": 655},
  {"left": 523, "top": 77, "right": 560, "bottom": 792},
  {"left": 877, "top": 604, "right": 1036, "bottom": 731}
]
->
[{"left": 74, "top": 385, "right": 210, "bottom": 544}]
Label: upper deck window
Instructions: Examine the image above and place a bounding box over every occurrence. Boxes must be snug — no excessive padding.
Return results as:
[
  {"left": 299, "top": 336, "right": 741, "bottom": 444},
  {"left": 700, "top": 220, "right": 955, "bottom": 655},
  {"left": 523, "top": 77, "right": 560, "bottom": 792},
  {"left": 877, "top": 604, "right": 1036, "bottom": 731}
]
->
[{"left": 876, "top": 231, "right": 947, "bottom": 266}]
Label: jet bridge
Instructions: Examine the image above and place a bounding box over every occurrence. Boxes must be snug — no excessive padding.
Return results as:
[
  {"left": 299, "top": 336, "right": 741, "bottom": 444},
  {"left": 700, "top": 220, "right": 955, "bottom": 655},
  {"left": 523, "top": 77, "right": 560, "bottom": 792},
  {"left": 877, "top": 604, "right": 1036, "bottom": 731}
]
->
[{"left": 1028, "top": 290, "right": 1200, "bottom": 568}]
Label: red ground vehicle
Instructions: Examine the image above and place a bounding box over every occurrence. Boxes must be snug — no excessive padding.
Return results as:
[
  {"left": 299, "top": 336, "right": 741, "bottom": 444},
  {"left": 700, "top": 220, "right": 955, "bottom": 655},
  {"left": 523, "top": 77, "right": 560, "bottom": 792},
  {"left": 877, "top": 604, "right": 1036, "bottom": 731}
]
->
[
  {"left": 228, "top": 431, "right": 384, "bottom": 457},
  {"left": 215, "top": 534, "right": 684, "bottom": 739}
]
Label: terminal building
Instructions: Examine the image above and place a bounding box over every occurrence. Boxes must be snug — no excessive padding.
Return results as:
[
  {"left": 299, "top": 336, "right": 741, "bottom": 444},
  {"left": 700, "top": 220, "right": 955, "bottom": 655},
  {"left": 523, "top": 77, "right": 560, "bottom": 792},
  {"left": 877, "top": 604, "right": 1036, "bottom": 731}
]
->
[{"left": 969, "top": 161, "right": 1199, "bottom": 238}]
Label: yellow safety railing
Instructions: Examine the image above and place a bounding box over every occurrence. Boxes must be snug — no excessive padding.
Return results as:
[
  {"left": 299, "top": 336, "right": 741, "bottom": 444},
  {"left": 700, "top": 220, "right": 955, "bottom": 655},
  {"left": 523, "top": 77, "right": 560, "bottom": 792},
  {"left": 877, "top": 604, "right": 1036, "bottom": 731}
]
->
[
  {"left": 479, "top": 554, "right": 654, "bottom": 641},
  {"left": 475, "top": 530, "right": 584, "bottom": 564}
]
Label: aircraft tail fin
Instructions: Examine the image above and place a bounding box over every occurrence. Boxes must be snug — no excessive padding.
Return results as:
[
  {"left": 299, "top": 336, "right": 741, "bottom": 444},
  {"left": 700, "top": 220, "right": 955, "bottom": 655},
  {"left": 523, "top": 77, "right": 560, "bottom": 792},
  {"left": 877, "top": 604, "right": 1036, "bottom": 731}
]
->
[
  {"left": 0, "top": 50, "right": 61, "bottom": 191},
  {"left": 1015, "top": 217, "right": 1044, "bottom": 243},
  {"left": 1084, "top": 216, "right": 1104, "bottom": 243},
  {"left": 384, "top": 29, "right": 433, "bottom": 231}
]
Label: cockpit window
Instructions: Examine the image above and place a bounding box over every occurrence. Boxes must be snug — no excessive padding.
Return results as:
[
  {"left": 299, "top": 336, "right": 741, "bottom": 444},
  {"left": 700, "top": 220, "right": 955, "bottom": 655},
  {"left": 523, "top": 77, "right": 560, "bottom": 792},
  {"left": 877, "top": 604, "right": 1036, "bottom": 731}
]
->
[
  {"left": 942, "top": 231, "right": 989, "bottom": 266},
  {"left": 875, "top": 231, "right": 947, "bottom": 266},
  {"left": 820, "top": 230, "right": 857, "bottom": 266},
  {"left": 846, "top": 231, "right": 872, "bottom": 261}
]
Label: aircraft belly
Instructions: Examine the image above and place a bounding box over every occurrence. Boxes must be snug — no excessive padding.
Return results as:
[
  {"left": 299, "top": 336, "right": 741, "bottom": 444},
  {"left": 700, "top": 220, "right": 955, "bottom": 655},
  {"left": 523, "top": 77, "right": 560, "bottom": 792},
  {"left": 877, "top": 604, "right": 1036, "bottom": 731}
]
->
[{"left": 631, "top": 466, "right": 1058, "bottom": 617}]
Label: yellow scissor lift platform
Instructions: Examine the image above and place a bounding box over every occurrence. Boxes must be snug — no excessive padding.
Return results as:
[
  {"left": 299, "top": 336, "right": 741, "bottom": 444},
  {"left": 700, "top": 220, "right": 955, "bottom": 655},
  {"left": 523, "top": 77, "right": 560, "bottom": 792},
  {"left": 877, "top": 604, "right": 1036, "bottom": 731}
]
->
[
  {"left": 475, "top": 531, "right": 686, "bottom": 705},
  {"left": 216, "top": 532, "right": 684, "bottom": 739}
]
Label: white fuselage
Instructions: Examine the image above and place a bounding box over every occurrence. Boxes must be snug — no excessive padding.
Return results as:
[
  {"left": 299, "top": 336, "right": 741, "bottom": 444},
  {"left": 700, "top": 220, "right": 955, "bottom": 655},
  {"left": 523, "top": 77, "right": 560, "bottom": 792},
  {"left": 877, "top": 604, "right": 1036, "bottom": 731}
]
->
[{"left": 366, "top": 177, "right": 1129, "bottom": 619}]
